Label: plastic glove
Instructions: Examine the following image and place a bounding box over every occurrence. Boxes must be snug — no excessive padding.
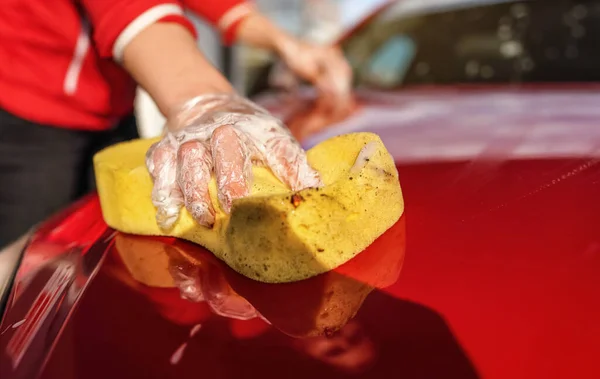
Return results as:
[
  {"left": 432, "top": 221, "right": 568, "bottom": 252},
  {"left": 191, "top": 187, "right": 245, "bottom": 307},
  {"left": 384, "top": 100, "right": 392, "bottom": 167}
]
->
[{"left": 145, "top": 93, "right": 323, "bottom": 229}]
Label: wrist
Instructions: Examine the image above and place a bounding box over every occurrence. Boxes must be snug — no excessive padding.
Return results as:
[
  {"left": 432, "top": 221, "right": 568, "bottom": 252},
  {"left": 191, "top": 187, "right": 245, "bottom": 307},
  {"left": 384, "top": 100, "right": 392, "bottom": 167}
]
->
[
  {"left": 272, "top": 32, "right": 297, "bottom": 61},
  {"left": 166, "top": 93, "right": 268, "bottom": 133},
  {"left": 164, "top": 82, "right": 235, "bottom": 118}
]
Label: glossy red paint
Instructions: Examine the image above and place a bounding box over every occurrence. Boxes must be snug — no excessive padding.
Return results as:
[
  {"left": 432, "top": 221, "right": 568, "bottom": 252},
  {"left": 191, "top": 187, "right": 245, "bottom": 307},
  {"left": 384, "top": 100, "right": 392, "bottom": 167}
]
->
[
  {"left": 0, "top": 195, "right": 111, "bottom": 379},
  {"left": 13, "top": 195, "right": 109, "bottom": 285},
  {"left": 1, "top": 88, "right": 599, "bottom": 379},
  {"left": 106, "top": 215, "right": 404, "bottom": 338}
]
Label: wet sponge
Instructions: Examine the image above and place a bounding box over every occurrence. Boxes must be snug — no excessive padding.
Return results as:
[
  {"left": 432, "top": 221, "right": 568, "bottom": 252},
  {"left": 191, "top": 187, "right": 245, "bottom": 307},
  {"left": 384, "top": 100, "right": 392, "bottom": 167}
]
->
[{"left": 94, "top": 132, "right": 404, "bottom": 283}]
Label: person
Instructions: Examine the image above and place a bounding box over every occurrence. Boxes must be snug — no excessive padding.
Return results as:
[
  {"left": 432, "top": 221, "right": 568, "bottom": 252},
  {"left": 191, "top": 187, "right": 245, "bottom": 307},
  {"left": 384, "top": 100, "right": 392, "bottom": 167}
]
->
[{"left": 0, "top": 0, "right": 352, "bottom": 245}]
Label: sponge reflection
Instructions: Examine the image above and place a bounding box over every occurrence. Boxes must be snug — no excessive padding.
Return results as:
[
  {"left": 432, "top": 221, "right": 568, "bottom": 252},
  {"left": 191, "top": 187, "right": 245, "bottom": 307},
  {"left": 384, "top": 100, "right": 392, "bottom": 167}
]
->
[{"left": 112, "top": 215, "right": 406, "bottom": 338}]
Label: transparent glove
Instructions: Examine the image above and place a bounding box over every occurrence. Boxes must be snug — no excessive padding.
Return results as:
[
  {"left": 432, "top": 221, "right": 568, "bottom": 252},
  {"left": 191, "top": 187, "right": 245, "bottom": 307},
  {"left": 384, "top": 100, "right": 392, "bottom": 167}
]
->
[
  {"left": 167, "top": 246, "right": 259, "bottom": 320},
  {"left": 145, "top": 93, "right": 323, "bottom": 229}
]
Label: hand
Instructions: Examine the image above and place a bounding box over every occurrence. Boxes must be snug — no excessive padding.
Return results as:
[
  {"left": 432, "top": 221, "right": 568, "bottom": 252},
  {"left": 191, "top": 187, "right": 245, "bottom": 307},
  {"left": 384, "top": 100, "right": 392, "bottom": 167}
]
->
[
  {"left": 232, "top": 10, "right": 352, "bottom": 113},
  {"left": 276, "top": 37, "right": 353, "bottom": 113},
  {"left": 145, "top": 93, "right": 323, "bottom": 229}
]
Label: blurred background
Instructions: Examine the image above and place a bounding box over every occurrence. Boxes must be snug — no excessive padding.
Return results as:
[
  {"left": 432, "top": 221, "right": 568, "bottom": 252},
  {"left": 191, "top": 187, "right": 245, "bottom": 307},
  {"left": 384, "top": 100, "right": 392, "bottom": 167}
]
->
[
  {"left": 136, "top": 0, "right": 600, "bottom": 138},
  {"left": 136, "top": 0, "right": 389, "bottom": 137}
]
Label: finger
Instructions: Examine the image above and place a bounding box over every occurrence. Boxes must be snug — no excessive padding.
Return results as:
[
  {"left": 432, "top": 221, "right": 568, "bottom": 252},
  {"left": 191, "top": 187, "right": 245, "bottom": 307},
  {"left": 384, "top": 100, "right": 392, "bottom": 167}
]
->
[
  {"left": 264, "top": 135, "right": 323, "bottom": 191},
  {"left": 332, "top": 46, "right": 353, "bottom": 93},
  {"left": 316, "top": 48, "right": 353, "bottom": 114},
  {"left": 146, "top": 141, "right": 184, "bottom": 230},
  {"left": 236, "top": 129, "right": 265, "bottom": 166},
  {"left": 211, "top": 125, "right": 252, "bottom": 213},
  {"left": 177, "top": 140, "right": 216, "bottom": 227}
]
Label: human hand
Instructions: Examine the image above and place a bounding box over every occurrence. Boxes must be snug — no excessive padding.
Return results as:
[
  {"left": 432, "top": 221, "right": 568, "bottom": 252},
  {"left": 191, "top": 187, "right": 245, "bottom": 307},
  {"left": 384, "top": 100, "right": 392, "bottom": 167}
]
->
[
  {"left": 275, "top": 37, "right": 353, "bottom": 113},
  {"left": 145, "top": 93, "right": 323, "bottom": 229},
  {"left": 231, "top": 9, "right": 352, "bottom": 112}
]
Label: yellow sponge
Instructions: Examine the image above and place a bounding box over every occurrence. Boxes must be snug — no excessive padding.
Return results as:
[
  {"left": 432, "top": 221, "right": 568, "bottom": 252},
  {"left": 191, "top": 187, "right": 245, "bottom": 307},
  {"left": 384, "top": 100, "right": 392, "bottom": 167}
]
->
[{"left": 94, "top": 132, "right": 403, "bottom": 283}]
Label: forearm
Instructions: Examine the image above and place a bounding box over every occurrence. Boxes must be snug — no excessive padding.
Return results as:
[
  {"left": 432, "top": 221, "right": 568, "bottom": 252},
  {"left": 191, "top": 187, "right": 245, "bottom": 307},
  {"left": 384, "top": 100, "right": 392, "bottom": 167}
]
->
[
  {"left": 234, "top": 10, "right": 292, "bottom": 54},
  {"left": 122, "top": 22, "right": 234, "bottom": 118}
]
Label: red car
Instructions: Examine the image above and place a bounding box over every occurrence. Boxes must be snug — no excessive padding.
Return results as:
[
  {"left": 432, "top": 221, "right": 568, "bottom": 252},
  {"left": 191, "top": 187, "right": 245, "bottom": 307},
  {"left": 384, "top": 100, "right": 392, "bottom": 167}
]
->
[{"left": 2, "top": 1, "right": 600, "bottom": 378}]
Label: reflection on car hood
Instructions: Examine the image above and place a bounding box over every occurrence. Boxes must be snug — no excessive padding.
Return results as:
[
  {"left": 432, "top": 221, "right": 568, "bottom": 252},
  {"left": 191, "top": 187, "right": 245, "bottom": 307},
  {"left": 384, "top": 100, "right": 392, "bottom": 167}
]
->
[
  {"left": 109, "top": 215, "right": 406, "bottom": 339},
  {"left": 301, "top": 87, "right": 600, "bottom": 162}
]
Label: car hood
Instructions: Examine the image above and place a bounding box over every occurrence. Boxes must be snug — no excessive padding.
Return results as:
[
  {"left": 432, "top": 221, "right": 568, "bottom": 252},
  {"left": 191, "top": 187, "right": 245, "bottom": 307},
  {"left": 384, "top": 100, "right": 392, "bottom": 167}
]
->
[
  {"left": 259, "top": 85, "right": 600, "bottom": 163},
  {"left": 2, "top": 84, "right": 599, "bottom": 379}
]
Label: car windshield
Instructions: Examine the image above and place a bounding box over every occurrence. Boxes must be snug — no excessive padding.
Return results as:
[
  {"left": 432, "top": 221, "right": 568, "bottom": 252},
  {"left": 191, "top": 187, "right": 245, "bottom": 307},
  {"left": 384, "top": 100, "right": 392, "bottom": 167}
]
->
[{"left": 342, "top": 0, "right": 600, "bottom": 89}]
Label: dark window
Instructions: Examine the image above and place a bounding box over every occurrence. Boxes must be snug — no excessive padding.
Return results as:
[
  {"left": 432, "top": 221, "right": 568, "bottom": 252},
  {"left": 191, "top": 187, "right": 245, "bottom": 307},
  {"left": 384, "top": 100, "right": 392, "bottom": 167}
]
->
[{"left": 342, "top": 1, "right": 600, "bottom": 89}]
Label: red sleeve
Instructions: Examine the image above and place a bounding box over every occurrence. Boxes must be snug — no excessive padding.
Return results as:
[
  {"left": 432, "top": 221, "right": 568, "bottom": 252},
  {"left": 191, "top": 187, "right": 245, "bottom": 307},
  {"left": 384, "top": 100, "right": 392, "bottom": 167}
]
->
[
  {"left": 183, "top": 0, "right": 253, "bottom": 45},
  {"left": 80, "top": 0, "right": 198, "bottom": 61}
]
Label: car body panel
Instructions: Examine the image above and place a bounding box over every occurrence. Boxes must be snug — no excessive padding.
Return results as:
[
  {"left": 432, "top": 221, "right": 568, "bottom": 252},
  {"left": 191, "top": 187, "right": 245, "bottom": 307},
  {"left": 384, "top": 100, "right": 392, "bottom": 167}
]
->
[
  {"left": 1, "top": 83, "right": 599, "bottom": 379},
  {"left": 3, "top": 0, "right": 600, "bottom": 375},
  {"left": 0, "top": 196, "right": 111, "bottom": 379}
]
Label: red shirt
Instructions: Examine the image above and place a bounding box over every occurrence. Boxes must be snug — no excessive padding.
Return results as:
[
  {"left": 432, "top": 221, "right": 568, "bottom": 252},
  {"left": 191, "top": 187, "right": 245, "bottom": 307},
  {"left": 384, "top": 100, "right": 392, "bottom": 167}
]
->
[{"left": 0, "top": 0, "right": 251, "bottom": 131}]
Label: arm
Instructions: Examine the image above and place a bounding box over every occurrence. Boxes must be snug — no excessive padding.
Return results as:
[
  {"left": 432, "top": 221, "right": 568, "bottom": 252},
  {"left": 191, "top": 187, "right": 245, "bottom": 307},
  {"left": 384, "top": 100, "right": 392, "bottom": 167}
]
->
[
  {"left": 80, "top": 0, "right": 321, "bottom": 229},
  {"left": 121, "top": 23, "right": 234, "bottom": 118},
  {"left": 183, "top": 0, "right": 352, "bottom": 110},
  {"left": 81, "top": 0, "right": 234, "bottom": 117}
]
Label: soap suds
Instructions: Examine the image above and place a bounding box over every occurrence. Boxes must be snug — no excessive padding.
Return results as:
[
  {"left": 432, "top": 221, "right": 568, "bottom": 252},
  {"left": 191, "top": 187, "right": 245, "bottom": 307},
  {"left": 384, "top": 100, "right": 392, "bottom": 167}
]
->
[
  {"left": 170, "top": 342, "right": 188, "bottom": 365},
  {"left": 351, "top": 142, "right": 379, "bottom": 173}
]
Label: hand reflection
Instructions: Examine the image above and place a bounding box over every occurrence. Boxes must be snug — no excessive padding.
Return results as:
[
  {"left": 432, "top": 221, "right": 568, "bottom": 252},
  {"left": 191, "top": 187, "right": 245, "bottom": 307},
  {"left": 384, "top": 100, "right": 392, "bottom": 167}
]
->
[
  {"left": 286, "top": 95, "right": 360, "bottom": 141},
  {"left": 165, "top": 244, "right": 260, "bottom": 321},
  {"left": 111, "top": 216, "right": 405, "bottom": 338}
]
